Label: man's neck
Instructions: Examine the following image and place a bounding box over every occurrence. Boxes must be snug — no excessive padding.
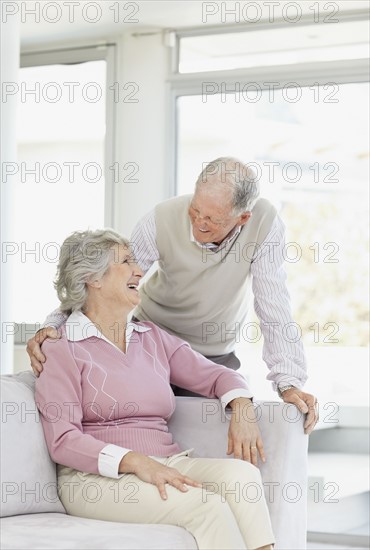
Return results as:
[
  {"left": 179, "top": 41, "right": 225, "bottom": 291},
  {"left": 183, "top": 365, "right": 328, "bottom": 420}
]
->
[
  {"left": 212, "top": 225, "right": 239, "bottom": 245},
  {"left": 195, "top": 225, "right": 239, "bottom": 248}
]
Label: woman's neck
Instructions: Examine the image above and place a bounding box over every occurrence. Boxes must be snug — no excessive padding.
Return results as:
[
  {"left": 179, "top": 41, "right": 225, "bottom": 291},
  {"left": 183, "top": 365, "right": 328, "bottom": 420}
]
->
[{"left": 83, "top": 303, "right": 131, "bottom": 353}]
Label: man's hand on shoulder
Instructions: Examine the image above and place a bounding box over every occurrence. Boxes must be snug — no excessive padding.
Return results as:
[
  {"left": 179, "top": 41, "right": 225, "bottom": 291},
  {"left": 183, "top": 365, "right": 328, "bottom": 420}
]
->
[
  {"left": 280, "top": 387, "right": 318, "bottom": 435},
  {"left": 26, "top": 327, "right": 61, "bottom": 376}
]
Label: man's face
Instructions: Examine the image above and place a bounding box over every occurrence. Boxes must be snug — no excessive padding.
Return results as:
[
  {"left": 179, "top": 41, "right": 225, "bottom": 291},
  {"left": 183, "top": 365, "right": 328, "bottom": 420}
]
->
[{"left": 188, "top": 187, "right": 251, "bottom": 244}]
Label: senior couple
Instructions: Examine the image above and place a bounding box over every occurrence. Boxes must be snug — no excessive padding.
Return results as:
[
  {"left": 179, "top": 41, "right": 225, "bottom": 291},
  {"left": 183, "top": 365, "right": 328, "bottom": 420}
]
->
[{"left": 30, "top": 157, "right": 318, "bottom": 550}]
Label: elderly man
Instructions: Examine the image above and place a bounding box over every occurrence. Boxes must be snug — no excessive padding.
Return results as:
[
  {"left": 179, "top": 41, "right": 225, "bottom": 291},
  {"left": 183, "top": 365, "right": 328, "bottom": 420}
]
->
[{"left": 27, "top": 157, "right": 318, "bottom": 452}]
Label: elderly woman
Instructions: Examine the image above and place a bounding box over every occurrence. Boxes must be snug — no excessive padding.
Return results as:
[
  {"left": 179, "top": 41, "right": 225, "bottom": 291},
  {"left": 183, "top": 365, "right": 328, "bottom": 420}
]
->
[{"left": 35, "top": 229, "right": 274, "bottom": 550}]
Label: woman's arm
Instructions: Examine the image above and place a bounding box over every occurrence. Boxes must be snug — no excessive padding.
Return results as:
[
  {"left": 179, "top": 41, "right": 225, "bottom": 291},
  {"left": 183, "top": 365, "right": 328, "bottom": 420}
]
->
[
  {"left": 159, "top": 332, "right": 267, "bottom": 465},
  {"left": 167, "top": 340, "right": 251, "bottom": 400},
  {"left": 35, "top": 336, "right": 129, "bottom": 477}
]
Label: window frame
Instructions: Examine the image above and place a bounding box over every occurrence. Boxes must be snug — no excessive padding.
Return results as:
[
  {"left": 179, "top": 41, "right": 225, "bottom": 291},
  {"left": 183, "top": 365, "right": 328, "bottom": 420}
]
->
[
  {"left": 168, "top": 12, "right": 369, "bottom": 197},
  {"left": 168, "top": 57, "right": 369, "bottom": 198},
  {"left": 173, "top": 8, "right": 370, "bottom": 74},
  {"left": 20, "top": 43, "right": 118, "bottom": 228}
]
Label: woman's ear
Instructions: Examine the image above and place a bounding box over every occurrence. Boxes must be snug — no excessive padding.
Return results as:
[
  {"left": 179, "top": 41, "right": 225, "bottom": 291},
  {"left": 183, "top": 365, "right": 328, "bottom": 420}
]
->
[{"left": 86, "top": 278, "right": 102, "bottom": 289}]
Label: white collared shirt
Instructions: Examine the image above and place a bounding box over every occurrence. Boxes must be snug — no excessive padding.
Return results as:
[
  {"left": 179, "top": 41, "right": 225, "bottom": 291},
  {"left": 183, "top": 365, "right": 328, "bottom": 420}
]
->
[{"left": 65, "top": 310, "right": 151, "bottom": 352}]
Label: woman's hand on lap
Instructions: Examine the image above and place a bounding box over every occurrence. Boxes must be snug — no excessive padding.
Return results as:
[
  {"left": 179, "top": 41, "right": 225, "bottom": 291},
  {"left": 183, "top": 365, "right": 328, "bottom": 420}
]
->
[{"left": 119, "top": 452, "right": 202, "bottom": 500}]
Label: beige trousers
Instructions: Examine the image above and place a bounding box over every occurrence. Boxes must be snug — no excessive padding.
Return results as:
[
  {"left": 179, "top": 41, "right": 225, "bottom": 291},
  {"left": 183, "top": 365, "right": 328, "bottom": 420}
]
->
[{"left": 57, "top": 451, "right": 275, "bottom": 550}]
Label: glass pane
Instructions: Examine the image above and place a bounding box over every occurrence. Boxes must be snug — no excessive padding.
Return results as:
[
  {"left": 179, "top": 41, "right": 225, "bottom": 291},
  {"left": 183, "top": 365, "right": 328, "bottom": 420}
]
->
[
  {"left": 177, "top": 82, "right": 369, "bottom": 406},
  {"left": 10, "top": 60, "right": 106, "bottom": 323},
  {"left": 179, "top": 20, "right": 369, "bottom": 73}
]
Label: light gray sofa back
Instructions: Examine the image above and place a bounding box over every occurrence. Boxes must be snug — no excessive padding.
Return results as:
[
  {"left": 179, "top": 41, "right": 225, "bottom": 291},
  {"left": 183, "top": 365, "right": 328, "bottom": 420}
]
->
[{"left": 0, "top": 371, "right": 65, "bottom": 517}]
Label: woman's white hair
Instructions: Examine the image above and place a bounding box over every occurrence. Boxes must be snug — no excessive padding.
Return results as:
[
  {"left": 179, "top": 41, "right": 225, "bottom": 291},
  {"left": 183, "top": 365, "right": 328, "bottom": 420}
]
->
[
  {"left": 195, "top": 156, "right": 260, "bottom": 215},
  {"left": 55, "top": 229, "right": 129, "bottom": 314}
]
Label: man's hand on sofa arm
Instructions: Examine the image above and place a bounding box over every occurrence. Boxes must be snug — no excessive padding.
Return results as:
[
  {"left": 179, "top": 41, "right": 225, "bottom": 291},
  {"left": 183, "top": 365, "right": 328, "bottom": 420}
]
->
[
  {"left": 226, "top": 397, "right": 265, "bottom": 467},
  {"left": 27, "top": 327, "right": 60, "bottom": 376},
  {"left": 279, "top": 387, "right": 319, "bottom": 435}
]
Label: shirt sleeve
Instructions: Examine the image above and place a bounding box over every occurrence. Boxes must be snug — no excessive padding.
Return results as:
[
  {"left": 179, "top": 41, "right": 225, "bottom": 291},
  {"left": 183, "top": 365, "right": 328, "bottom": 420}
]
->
[
  {"left": 220, "top": 389, "right": 253, "bottom": 410},
  {"left": 35, "top": 336, "right": 130, "bottom": 478},
  {"left": 98, "top": 444, "right": 131, "bottom": 478},
  {"left": 130, "top": 209, "right": 160, "bottom": 274},
  {"left": 251, "top": 214, "right": 308, "bottom": 391},
  {"left": 42, "top": 308, "right": 67, "bottom": 329}
]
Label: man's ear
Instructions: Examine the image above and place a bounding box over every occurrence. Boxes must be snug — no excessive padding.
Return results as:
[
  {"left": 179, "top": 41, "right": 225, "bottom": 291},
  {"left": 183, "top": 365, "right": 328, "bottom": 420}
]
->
[{"left": 237, "top": 211, "right": 252, "bottom": 227}]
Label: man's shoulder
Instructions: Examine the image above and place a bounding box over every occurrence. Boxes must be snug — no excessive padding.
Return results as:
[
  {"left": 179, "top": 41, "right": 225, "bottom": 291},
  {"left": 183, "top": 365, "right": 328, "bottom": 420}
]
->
[
  {"left": 253, "top": 197, "right": 277, "bottom": 217},
  {"left": 155, "top": 194, "right": 192, "bottom": 215},
  {"left": 154, "top": 195, "right": 193, "bottom": 237},
  {"left": 238, "top": 198, "right": 278, "bottom": 247},
  {"left": 250, "top": 198, "right": 278, "bottom": 230}
]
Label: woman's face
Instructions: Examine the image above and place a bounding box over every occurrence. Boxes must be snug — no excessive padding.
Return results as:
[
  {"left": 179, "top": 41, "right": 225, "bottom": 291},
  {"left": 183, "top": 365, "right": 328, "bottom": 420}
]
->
[{"left": 97, "top": 245, "right": 143, "bottom": 310}]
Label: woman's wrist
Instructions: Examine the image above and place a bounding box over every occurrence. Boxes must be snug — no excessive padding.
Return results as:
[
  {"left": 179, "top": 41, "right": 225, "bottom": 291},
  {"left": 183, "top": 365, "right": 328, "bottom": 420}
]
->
[
  {"left": 228, "top": 396, "right": 253, "bottom": 410},
  {"left": 118, "top": 451, "right": 139, "bottom": 474}
]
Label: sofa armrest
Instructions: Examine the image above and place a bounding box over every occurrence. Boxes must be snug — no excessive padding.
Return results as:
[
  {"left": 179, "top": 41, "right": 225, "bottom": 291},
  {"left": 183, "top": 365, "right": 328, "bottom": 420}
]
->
[{"left": 169, "top": 398, "right": 308, "bottom": 550}]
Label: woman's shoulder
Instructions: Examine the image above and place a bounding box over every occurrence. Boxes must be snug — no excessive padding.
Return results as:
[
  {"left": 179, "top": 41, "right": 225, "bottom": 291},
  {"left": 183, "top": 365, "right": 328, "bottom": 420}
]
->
[
  {"left": 132, "top": 320, "right": 162, "bottom": 339},
  {"left": 134, "top": 320, "right": 173, "bottom": 338},
  {"left": 40, "top": 325, "right": 72, "bottom": 353},
  {"left": 135, "top": 320, "right": 189, "bottom": 354}
]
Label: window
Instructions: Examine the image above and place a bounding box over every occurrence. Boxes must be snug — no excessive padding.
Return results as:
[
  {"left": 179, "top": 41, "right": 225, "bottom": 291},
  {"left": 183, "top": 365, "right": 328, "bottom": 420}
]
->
[
  {"left": 9, "top": 46, "right": 115, "bottom": 325},
  {"left": 173, "top": 20, "right": 369, "bottom": 408}
]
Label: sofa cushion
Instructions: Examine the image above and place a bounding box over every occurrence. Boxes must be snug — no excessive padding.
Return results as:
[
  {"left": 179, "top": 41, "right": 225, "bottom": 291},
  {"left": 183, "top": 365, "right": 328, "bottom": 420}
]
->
[
  {"left": 0, "top": 513, "right": 197, "bottom": 549},
  {"left": 0, "top": 371, "right": 65, "bottom": 517}
]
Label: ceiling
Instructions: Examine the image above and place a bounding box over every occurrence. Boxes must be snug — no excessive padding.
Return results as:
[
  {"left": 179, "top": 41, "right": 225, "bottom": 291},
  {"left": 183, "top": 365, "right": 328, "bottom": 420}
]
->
[{"left": 18, "top": 0, "right": 369, "bottom": 50}]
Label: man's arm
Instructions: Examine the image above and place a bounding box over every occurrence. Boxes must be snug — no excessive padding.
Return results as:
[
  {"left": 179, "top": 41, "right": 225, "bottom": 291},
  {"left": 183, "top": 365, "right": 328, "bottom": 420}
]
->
[
  {"left": 130, "top": 209, "right": 160, "bottom": 273},
  {"left": 43, "top": 308, "right": 68, "bottom": 329},
  {"left": 251, "top": 215, "right": 307, "bottom": 388},
  {"left": 251, "top": 214, "right": 318, "bottom": 434},
  {"left": 27, "top": 309, "right": 67, "bottom": 374}
]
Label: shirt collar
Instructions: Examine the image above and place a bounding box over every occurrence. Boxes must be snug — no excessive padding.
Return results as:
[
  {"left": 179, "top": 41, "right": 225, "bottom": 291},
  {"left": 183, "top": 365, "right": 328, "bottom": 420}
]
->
[{"left": 65, "top": 310, "right": 151, "bottom": 342}]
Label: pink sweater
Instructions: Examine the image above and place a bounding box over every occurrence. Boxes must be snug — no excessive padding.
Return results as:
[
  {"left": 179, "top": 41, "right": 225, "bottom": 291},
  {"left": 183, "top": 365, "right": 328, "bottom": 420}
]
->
[{"left": 35, "top": 317, "right": 250, "bottom": 476}]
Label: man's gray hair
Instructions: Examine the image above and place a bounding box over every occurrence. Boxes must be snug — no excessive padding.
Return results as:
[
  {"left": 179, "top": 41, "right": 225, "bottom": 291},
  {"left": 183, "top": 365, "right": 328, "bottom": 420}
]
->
[
  {"left": 195, "top": 157, "right": 260, "bottom": 215},
  {"left": 55, "top": 229, "right": 129, "bottom": 314}
]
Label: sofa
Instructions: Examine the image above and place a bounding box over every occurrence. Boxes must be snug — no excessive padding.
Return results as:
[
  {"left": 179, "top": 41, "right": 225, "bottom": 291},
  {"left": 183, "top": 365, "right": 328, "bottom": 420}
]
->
[{"left": 0, "top": 371, "right": 308, "bottom": 549}]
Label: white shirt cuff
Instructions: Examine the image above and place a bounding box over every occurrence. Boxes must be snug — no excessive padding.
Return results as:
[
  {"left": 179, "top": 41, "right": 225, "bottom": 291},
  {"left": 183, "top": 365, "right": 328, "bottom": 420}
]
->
[
  {"left": 98, "top": 444, "right": 131, "bottom": 479},
  {"left": 220, "top": 388, "right": 253, "bottom": 411}
]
